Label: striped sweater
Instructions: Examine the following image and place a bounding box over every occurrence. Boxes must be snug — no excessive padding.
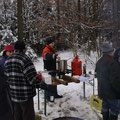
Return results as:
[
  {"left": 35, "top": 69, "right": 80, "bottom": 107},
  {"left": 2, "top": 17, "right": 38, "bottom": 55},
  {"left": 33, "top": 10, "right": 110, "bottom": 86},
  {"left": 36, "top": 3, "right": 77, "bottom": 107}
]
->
[{"left": 5, "top": 51, "right": 45, "bottom": 102}]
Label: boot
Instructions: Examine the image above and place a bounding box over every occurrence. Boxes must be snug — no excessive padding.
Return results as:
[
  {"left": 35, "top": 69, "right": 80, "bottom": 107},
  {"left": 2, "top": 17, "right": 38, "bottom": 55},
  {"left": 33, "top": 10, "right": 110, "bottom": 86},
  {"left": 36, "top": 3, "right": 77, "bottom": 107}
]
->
[
  {"left": 102, "top": 111, "right": 109, "bottom": 120},
  {"left": 54, "top": 94, "right": 63, "bottom": 98},
  {"left": 109, "top": 113, "right": 118, "bottom": 120}
]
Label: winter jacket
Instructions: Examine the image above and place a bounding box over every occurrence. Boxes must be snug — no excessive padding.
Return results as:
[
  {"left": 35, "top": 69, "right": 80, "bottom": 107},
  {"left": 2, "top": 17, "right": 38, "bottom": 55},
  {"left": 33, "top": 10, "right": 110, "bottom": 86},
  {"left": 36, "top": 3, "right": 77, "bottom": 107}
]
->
[
  {"left": 0, "top": 55, "right": 8, "bottom": 71},
  {"left": 95, "top": 54, "right": 120, "bottom": 99},
  {"left": 0, "top": 55, "right": 13, "bottom": 120},
  {"left": 5, "top": 51, "right": 50, "bottom": 102},
  {"left": 42, "top": 45, "right": 57, "bottom": 71}
]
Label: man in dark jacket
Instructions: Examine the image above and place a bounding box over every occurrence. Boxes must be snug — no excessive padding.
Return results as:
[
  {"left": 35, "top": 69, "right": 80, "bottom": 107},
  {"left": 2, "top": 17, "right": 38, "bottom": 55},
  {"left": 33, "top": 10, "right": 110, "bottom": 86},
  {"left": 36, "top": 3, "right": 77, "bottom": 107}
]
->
[
  {"left": 42, "top": 37, "right": 62, "bottom": 101},
  {"left": 5, "top": 40, "right": 55, "bottom": 120},
  {"left": 96, "top": 43, "right": 120, "bottom": 120}
]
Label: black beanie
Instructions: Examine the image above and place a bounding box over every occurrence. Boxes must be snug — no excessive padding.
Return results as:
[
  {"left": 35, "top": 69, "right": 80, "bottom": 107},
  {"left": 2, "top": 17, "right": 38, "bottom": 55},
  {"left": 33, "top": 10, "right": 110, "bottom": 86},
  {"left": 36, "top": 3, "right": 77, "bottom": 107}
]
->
[
  {"left": 14, "top": 40, "right": 26, "bottom": 50},
  {"left": 46, "top": 37, "right": 54, "bottom": 45}
]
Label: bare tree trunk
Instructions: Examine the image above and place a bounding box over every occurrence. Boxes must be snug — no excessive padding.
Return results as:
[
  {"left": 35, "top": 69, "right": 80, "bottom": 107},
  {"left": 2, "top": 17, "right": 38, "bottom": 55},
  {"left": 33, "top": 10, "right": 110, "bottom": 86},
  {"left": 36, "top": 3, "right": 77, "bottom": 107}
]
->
[
  {"left": 17, "top": 0, "right": 23, "bottom": 41},
  {"left": 56, "top": 0, "right": 61, "bottom": 43},
  {"left": 57, "top": 0, "right": 60, "bottom": 21},
  {"left": 78, "top": 0, "right": 82, "bottom": 43},
  {"left": 116, "top": 0, "right": 120, "bottom": 48}
]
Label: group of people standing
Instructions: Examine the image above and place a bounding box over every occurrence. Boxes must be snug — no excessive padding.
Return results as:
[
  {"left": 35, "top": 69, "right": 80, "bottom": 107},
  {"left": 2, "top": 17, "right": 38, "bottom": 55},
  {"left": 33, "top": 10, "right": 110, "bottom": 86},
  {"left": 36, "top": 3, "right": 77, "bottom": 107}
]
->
[{"left": 0, "top": 38, "right": 120, "bottom": 120}]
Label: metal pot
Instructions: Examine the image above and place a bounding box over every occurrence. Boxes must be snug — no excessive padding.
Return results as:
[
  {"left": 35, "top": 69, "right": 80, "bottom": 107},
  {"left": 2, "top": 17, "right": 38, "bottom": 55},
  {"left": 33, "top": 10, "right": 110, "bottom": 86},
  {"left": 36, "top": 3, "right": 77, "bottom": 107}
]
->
[{"left": 56, "top": 60, "right": 67, "bottom": 72}]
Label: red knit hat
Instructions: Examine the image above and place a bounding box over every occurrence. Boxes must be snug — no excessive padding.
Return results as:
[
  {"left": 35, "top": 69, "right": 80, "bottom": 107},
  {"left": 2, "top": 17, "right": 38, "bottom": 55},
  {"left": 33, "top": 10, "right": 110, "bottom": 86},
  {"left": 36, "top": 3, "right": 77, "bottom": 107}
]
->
[{"left": 3, "top": 45, "right": 14, "bottom": 52}]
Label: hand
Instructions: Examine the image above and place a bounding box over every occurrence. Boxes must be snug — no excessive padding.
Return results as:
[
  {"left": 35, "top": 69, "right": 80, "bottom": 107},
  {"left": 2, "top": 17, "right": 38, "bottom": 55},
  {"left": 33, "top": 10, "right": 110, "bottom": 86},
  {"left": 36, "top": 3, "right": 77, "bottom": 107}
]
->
[{"left": 57, "top": 56, "right": 60, "bottom": 60}]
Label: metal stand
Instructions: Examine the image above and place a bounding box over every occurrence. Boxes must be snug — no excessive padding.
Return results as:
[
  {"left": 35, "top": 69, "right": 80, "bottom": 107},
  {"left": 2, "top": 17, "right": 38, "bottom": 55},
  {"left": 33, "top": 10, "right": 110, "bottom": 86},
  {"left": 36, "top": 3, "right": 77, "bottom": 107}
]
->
[
  {"left": 83, "top": 78, "right": 95, "bottom": 99},
  {"left": 37, "top": 88, "right": 40, "bottom": 110},
  {"left": 37, "top": 89, "right": 47, "bottom": 116},
  {"left": 44, "top": 90, "right": 47, "bottom": 116},
  {"left": 83, "top": 82, "right": 86, "bottom": 99}
]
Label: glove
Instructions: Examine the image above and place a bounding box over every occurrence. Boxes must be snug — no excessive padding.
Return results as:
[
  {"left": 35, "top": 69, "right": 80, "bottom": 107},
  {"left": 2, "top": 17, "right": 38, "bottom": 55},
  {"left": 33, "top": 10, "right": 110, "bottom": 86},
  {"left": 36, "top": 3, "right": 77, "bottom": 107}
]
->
[
  {"left": 37, "top": 74, "right": 45, "bottom": 82},
  {"left": 37, "top": 74, "right": 42, "bottom": 79}
]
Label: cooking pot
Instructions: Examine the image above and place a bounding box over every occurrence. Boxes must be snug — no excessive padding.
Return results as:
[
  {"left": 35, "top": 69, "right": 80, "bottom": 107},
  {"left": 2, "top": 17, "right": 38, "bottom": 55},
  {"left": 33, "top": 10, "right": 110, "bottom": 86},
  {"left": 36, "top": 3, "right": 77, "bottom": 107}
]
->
[{"left": 56, "top": 60, "right": 67, "bottom": 72}]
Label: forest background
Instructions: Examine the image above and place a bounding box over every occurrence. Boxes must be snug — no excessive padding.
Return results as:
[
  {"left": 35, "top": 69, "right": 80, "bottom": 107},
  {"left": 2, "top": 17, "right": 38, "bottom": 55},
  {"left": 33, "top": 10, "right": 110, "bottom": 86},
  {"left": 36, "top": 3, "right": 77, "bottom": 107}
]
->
[{"left": 0, "top": 0, "right": 120, "bottom": 59}]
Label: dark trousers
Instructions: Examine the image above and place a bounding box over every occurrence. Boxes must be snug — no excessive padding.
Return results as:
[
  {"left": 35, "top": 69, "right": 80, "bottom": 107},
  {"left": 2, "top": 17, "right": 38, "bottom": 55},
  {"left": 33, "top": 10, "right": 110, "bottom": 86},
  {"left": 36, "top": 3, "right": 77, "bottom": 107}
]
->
[
  {"left": 102, "top": 99, "right": 120, "bottom": 115},
  {"left": 13, "top": 99, "right": 35, "bottom": 120},
  {"left": 0, "top": 110, "right": 13, "bottom": 120},
  {"left": 46, "top": 85, "right": 57, "bottom": 99},
  {"left": 6, "top": 87, "right": 14, "bottom": 117}
]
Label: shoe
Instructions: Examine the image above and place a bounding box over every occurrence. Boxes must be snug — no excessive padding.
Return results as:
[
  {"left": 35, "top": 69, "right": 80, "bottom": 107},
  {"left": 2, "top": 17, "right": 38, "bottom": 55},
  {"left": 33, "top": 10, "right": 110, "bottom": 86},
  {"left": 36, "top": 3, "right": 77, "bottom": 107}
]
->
[{"left": 54, "top": 95, "right": 63, "bottom": 98}]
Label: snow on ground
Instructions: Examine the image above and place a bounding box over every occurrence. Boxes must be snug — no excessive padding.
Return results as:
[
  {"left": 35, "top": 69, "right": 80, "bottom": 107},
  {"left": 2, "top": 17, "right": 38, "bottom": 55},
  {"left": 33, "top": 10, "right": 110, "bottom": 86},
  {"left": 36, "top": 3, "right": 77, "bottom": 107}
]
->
[{"left": 34, "top": 50, "right": 99, "bottom": 120}]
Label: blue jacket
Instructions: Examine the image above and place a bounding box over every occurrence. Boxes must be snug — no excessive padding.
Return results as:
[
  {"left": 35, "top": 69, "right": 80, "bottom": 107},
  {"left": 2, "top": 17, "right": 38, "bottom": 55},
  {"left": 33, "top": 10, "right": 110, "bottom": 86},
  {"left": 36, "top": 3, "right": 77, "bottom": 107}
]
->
[{"left": 0, "top": 55, "right": 8, "bottom": 71}]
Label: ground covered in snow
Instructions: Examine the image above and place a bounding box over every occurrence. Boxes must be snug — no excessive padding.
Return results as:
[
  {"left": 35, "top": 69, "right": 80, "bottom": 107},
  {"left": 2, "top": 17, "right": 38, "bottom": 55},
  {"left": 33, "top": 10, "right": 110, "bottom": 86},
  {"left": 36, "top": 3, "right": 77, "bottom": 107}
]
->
[{"left": 33, "top": 50, "right": 99, "bottom": 120}]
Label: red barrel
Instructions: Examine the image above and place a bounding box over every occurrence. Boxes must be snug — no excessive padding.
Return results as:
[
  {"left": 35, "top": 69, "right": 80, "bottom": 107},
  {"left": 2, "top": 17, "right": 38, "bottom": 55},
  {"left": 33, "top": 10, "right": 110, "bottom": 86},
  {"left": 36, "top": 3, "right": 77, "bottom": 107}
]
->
[{"left": 71, "top": 55, "right": 82, "bottom": 75}]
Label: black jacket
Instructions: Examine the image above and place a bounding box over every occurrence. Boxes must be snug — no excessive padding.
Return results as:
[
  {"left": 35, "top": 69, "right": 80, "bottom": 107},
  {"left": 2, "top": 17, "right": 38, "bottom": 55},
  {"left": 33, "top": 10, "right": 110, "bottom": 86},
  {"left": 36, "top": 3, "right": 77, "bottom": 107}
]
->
[{"left": 96, "top": 54, "right": 120, "bottom": 99}]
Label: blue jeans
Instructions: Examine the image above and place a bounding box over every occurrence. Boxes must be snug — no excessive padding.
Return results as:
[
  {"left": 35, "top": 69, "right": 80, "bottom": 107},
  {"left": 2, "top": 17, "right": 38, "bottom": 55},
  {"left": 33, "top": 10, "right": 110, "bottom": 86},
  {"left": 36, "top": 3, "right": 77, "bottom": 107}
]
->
[{"left": 102, "top": 99, "right": 120, "bottom": 115}]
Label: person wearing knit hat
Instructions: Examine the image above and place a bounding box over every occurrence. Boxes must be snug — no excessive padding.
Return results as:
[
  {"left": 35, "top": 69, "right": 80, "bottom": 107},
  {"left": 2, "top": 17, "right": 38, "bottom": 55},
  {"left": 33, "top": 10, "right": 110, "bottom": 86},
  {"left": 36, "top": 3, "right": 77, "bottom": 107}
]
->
[
  {"left": 0, "top": 44, "right": 14, "bottom": 120},
  {"left": 14, "top": 40, "right": 26, "bottom": 51},
  {"left": 96, "top": 43, "right": 120, "bottom": 120},
  {"left": 42, "top": 37, "right": 62, "bottom": 102},
  {"left": 46, "top": 37, "right": 55, "bottom": 45},
  {"left": 1, "top": 45, "right": 14, "bottom": 70},
  {"left": 3, "top": 45, "right": 14, "bottom": 52}
]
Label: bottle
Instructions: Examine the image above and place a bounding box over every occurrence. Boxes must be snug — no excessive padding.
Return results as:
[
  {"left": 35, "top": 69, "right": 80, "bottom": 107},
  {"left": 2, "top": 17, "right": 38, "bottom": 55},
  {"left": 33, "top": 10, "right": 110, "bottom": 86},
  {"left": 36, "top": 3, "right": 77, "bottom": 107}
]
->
[{"left": 83, "top": 64, "right": 86, "bottom": 77}]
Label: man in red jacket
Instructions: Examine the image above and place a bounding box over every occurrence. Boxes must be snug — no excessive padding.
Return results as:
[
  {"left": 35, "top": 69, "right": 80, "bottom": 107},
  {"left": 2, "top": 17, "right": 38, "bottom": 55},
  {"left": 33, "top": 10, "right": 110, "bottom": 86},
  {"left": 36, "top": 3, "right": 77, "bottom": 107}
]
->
[{"left": 42, "top": 37, "right": 63, "bottom": 101}]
